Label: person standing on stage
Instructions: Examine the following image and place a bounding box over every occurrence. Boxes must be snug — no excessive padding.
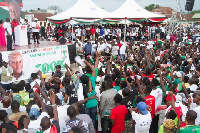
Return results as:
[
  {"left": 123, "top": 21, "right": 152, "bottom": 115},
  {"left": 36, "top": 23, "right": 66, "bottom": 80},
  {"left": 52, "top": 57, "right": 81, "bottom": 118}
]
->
[
  {"left": 32, "top": 18, "right": 40, "bottom": 44},
  {"left": 3, "top": 18, "right": 13, "bottom": 51},
  {"left": 25, "top": 19, "right": 32, "bottom": 44},
  {"left": 0, "top": 20, "right": 6, "bottom": 46},
  {"left": 11, "top": 18, "right": 19, "bottom": 45}
]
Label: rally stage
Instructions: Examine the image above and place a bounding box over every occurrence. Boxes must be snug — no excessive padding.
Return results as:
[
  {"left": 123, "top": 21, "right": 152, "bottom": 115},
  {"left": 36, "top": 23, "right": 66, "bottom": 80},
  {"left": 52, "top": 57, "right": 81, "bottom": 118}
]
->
[{"left": 0, "top": 41, "right": 76, "bottom": 81}]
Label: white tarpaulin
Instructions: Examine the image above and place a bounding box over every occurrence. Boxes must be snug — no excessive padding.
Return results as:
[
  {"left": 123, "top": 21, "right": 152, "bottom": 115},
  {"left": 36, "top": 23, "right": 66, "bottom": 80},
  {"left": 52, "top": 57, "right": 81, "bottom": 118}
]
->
[
  {"left": 48, "top": 0, "right": 110, "bottom": 20},
  {"left": 109, "top": 0, "right": 166, "bottom": 19}
]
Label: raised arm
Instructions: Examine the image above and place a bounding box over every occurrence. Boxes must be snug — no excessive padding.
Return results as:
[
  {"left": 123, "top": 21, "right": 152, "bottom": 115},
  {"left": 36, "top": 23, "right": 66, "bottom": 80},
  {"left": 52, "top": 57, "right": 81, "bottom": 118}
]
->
[
  {"left": 158, "top": 69, "right": 166, "bottom": 94},
  {"left": 50, "top": 92, "right": 59, "bottom": 121},
  {"left": 34, "top": 92, "right": 47, "bottom": 112},
  {"left": 95, "top": 52, "right": 100, "bottom": 68},
  {"left": 34, "top": 83, "right": 49, "bottom": 103},
  {"left": 76, "top": 94, "right": 98, "bottom": 105},
  {"left": 84, "top": 60, "right": 96, "bottom": 77},
  {"left": 135, "top": 77, "right": 145, "bottom": 100},
  {"left": 168, "top": 91, "right": 175, "bottom": 111},
  {"left": 0, "top": 85, "right": 7, "bottom": 98}
]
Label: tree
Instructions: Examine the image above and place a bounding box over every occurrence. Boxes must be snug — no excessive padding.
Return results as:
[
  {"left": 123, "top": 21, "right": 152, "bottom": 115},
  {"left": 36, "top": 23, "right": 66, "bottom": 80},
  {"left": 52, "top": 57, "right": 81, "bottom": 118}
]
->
[
  {"left": 190, "top": 10, "right": 200, "bottom": 14},
  {"left": 47, "top": 5, "right": 62, "bottom": 15},
  {"left": 145, "top": 4, "right": 160, "bottom": 11}
]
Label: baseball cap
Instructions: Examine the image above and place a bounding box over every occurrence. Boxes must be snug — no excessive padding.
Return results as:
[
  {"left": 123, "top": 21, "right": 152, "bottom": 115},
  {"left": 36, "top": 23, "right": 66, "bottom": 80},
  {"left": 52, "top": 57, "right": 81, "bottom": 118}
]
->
[
  {"left": 13, "top": 94, "right": 21, "bottom": 104},
  {"left": 29, "top": 108, "right": 40, "bottom": 119},
  {"left": 137, "top": 102, "right": 148, "bottom": 115},
  {"left": 174, "top": 71, "right": 182, "bottom": 78}
]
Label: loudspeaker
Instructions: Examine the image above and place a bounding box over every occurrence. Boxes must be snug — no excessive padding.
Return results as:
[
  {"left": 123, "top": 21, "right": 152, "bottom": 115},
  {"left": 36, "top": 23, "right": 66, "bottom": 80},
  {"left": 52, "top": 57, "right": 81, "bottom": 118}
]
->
[
  {"left": 58, "top": 36, "right": 66, "bottom": 44},
  {"left": 185, "top": 0, "right": 195, "bottom": 11}
]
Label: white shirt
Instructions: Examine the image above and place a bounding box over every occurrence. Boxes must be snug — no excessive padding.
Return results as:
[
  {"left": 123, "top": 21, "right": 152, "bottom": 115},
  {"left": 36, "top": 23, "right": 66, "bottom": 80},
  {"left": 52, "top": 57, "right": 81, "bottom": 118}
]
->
[
  {"left": 165, "top": 101, "right": 188, "bottom": 121},
  {"left": 92, "top": 44, "right": 97, "bottom": 53},
  {"left": 120, "top": 44, "right": 126, "bottom": 55},
  {"left": 57, "top": 105, "right": 70, "bottom": 132},
  {"left": 160, "top": 27, "right": 165, "bottom": 33},
  {"left": 105, "top": 43, "right": 111, "bottom": 54},
  {"left": 30, "top": 79, "right": 41, "bottom": 89},
  {"left": 3, "top": 22, "right": 12, "bottom": 35},
  {"left": 75, "top": 28, "right": 81, "bottom": 36},
  {"left": 31, "top": 22, "right": 39, "bottom": 32},
  {"left": 150, "top": 87, "right": 163, "bottom": 111},
  {"left": 28, "top": 112, "right": 49, "bottom": 129},
  {"left": 111, "top": 46, "right": 118, "bottom": 55},
  {"left": 193, "top": 106, "right": 200, "bottom": 126},
  {"left": 132, "top": 112, "right": 152, "bottom": 133}
]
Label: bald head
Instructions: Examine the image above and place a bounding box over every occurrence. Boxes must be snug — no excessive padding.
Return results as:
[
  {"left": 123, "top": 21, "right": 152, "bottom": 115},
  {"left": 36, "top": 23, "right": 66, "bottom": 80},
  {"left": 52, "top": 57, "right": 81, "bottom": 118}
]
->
[
  {"left": 8, "top": 2, "right": 21, "bottom": 22},
  {"left": 8, "top": 51, "right": 23, "bottom": 79},
  {"left": 2, "top": 96, "right": 11, "bottom": 108},
  {"left": 41, "top": 116, "right": 51, "bottom": 131}
]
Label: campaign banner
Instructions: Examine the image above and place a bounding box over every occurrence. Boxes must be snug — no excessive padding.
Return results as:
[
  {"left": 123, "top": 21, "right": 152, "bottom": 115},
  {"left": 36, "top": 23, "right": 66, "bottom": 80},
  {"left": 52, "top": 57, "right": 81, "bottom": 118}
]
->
[
  {"left": 0, "top": 0, "right": 23, "bottom": 22},
  {"left": 0, "top": 0, "right": 23, "bottom": 7},
  {"left": 1, "top": 45, "right": 70, "bottom": 81}
]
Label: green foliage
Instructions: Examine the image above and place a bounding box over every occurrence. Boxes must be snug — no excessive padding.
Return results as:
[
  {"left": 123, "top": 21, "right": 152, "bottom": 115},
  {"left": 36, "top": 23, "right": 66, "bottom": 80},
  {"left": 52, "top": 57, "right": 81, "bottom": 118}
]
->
[
  {"left": 145, "top": 4, "right": 160, "bottom": 11},
  {"left": 190, "top": 10, "right": 200, "bottom": 14}
]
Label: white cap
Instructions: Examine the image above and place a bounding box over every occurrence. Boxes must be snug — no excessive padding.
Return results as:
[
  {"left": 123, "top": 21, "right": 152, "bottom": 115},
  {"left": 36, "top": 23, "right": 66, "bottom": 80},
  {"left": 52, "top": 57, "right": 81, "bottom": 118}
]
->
[
  {"left": 34, "top": 18, "right": 38, "bottom": 21},
  {"left": 174, "top": 71, "right": 182, "bottom": 78}
]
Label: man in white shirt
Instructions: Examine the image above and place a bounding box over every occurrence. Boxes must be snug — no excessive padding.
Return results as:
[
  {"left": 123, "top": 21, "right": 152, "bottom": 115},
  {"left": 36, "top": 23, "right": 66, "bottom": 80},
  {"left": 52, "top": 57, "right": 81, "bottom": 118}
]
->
[
  {"left": 3, "top": 18, "right": 13, "bottom": 51},
  {"left": 120, "top": 43, "right": 126, "bottom": 61},
  {"left": 32, "top": 18, "right": 40, "bottom": 44},
  {"left": 111, "top": 42, "right": 118, "bottom": 56},
  {"left": 192, "top": 91, "right": 200, "bottom": 126},
  {"left": 75, "top": 27, "right": 81, "bottom": 40},
  {"left": 130, "top": 102, "right": 152, "bottom": 133}
]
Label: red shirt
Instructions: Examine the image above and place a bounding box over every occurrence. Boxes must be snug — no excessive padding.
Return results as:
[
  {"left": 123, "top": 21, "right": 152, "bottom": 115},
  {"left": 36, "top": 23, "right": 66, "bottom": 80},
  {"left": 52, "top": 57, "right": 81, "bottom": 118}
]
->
[
  {"left": 11, "top": 21, "right": 19, "bottom": 32},
  {"left": 110, "top": 105, "right": 128, "bottom": 133},
  {"left": 117, "top": 43, "right": 122, "bottom": 49},
  {"left": 90, "top": 28, "right": 95, "bottom": 35},
  {"left": 141, "top": 73, "right": 154, "bottom": 81},
  {"left": 145, "top": 95, "right": 155, "bottom": 118},
  {"left": 58, "top": 29, "right": 63, "bottom": 36}
]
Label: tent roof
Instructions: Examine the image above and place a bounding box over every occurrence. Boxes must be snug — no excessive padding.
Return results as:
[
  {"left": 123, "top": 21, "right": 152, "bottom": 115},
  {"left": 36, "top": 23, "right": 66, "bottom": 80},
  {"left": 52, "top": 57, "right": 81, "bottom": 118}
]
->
[
  {"left": 192, "top": 13, "right": 200, "bottom": 19},
  {"left": 109, "top": 0, "right": 166, "bottom": 19},
  {"left": 48, "top": 0, "right": 110, "bottom": 20}
]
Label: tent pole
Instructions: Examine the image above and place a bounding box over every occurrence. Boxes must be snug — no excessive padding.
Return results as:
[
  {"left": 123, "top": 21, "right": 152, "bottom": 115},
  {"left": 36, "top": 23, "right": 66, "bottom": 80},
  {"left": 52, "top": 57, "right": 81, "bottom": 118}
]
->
[
  {"left": 124, "top": 18, "right": 127, "bottom": 42},
  {"left": 72, "top": 20, "right": 74, "bottom": 42}
]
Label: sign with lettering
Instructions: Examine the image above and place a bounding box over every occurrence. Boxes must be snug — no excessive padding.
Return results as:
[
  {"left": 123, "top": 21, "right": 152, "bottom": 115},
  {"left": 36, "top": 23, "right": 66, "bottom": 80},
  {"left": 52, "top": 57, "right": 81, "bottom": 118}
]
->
[{"left": 1, "top": 45, "right": 70, "bottom": 81}]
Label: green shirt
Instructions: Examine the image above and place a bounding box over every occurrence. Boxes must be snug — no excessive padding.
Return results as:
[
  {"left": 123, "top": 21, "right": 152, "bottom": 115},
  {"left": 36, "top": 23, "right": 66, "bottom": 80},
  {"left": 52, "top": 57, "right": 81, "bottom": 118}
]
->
[
  {"left": 85, "top": 76, "right": 98, "bottom": 108},
  {"left": 113, "top": 86, "right": 120, "bottom": 92},
  {"left": 86, "top": 68, "right": 99, "bottom": 78},
  {"left": 178, "top": 125, "right": 200, "bottom": 133},
  {"left": 173, "top": 78, "right": 180, "bottom": 86}
]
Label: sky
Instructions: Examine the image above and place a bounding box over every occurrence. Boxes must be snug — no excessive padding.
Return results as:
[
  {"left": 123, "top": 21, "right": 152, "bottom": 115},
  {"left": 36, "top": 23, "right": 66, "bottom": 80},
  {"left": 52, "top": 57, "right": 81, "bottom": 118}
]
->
[{"left": 22, "top": 0, "right": 200, "bottom": 12}]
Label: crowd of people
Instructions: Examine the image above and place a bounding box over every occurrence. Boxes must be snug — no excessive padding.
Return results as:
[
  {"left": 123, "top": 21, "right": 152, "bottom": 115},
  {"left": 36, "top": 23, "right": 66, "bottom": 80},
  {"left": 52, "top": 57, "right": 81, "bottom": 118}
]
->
[{"left": 1, "top": 17, "right": 200, "bottom": 133}]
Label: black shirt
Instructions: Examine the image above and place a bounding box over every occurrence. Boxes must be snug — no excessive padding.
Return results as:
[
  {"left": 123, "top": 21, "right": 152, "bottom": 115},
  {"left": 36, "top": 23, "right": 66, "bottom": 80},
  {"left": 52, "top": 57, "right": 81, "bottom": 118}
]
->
[{"left": 65, "top": 85, "right": 78, "bottom": 105}]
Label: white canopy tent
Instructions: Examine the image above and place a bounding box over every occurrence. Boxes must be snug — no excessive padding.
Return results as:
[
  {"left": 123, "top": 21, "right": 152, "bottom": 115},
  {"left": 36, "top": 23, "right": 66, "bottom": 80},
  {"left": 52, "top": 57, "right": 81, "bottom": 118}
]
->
[
  {"left": 109, "top": 0, "right": 166, "bottom": 19},
  {"left": 48, "top": 0, "right": 110, "bottom": 22}
]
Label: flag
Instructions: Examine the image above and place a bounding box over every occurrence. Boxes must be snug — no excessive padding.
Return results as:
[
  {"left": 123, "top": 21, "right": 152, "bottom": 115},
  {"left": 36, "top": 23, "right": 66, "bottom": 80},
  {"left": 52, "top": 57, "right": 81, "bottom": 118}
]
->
[{"left": 175, "top": 82, "right": 183, "bottom": 93}]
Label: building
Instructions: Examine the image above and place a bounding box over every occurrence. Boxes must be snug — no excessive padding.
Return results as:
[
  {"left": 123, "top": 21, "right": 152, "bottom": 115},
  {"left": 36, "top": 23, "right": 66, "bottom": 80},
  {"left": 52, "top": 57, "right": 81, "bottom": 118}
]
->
[
  {"left": 151, "top": 7, "right": 200, "bottom": 24},
  {"left": 24, "top": 13, "right": 53, "bottom": 27}
]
